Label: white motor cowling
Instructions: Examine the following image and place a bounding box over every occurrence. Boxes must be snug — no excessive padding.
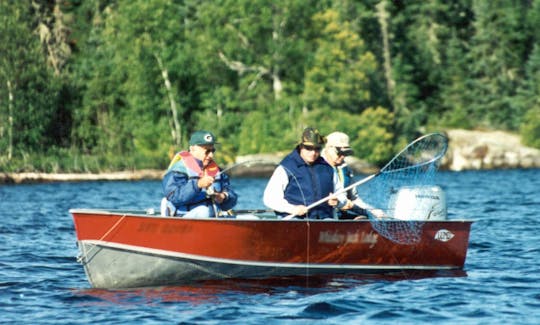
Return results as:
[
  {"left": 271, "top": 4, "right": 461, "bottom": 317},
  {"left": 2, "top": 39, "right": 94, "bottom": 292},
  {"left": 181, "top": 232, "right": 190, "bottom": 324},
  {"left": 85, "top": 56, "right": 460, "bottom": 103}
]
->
[{"left": 388, "top": 185, "right": 447, "bottom": 221}]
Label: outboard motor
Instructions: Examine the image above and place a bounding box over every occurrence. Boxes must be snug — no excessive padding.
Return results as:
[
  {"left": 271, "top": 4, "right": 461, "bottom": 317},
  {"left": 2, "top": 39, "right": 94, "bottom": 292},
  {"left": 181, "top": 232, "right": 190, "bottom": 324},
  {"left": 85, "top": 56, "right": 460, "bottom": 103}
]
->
[{"left": 388, "top": 185, "right": 447, "bottom": 221}]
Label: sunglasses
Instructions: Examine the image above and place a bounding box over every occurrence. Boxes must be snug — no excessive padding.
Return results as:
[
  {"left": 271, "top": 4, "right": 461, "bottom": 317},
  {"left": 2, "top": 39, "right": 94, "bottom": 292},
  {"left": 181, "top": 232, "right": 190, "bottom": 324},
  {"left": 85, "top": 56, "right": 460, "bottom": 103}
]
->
[
  {"left": 203, "top": 148, "right": 216, "bottom": 155},
  {"left": 302, "top": 145, "right": 321, "bottom": 152},
  {"left": 335, "top": 147, "right": 352, "bottom": 156}
]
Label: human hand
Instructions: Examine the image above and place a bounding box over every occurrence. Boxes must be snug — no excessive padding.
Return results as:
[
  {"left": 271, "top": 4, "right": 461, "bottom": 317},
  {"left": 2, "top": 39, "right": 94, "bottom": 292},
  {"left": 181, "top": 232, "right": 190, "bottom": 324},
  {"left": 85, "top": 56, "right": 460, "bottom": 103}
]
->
[
  {"left": 327, "top": 194, "right": 338, "bottom": 207},
  {"left": 292, "top": 205, "right": 308, "bottom": 216},
  {"left": 211, "top": 192, "right": 228, "bottom": 204},
  {"left": 197, "top": 175, "right": 214, "bottom": 189},
  {"left": 341, "top": 199, "right": 354, "bottom": 210},
  {"left": 370, "top": 208, "right": 387, "bottom": 219},
  {"left": 353, "top": 215, "right": 368, "bottom": 220}
]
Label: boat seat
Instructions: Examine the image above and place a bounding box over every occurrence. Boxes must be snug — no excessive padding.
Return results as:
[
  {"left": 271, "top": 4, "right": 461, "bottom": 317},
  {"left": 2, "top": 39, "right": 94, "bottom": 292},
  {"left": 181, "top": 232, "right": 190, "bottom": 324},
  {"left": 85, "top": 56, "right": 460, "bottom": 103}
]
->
[{"left": 234, "top": 214, "right": 260, "bottom": 220}]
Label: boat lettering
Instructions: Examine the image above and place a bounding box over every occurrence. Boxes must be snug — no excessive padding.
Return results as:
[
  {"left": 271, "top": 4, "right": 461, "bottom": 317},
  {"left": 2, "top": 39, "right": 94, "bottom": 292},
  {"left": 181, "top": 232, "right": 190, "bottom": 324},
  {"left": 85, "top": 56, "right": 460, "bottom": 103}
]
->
[
  {"left": 346, "top": 232, "right": 359, "bottom": 243},
  {"left": 137, "top": 222, "right": 159, "bottom": 233},
  {"left": 361, "top": 231, "right": 378, "bottom": 248},
  {"left": 161, "top": 224, "right": 191, "bottom": 234},
  {"left": 319, "top": 231, "right": 345, "bottom": 243},
  {"left": 318, "top": 231, "right": 378, "bottom": 246},
  {"left": 434, "top": 229, "right": 454, "bottom": 242}
]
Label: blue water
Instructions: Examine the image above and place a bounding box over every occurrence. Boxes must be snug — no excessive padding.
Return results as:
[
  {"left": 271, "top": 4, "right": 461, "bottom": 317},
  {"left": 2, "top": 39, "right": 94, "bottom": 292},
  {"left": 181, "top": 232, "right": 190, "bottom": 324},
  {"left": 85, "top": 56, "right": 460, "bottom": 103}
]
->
[{"left": 1, "top": 169, "right": 539, "bottom": 324}]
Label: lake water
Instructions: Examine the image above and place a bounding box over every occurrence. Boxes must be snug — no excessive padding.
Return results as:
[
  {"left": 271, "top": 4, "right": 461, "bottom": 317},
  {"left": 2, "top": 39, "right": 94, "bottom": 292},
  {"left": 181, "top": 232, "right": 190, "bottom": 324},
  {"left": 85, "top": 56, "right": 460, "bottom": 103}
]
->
[{"left": 1, "top": 169, "right": 539, "bottom": 324}]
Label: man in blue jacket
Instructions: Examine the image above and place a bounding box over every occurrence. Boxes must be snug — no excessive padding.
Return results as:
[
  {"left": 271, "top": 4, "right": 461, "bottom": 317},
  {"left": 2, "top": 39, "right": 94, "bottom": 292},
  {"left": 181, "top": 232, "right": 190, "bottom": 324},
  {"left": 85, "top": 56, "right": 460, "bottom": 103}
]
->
[
  {"left": 161, "top": 130, "right": 237, "bottom": 218},
  {"left": 263, "top": 127, "right": 346, "bottom": 219}
]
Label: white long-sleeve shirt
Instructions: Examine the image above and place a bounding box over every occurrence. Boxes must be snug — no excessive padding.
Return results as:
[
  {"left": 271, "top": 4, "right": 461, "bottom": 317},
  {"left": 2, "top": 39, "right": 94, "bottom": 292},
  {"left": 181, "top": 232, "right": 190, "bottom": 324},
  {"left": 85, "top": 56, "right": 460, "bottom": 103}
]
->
[{"left": 263, "top": 165, "right": 347, "bottom": 215}]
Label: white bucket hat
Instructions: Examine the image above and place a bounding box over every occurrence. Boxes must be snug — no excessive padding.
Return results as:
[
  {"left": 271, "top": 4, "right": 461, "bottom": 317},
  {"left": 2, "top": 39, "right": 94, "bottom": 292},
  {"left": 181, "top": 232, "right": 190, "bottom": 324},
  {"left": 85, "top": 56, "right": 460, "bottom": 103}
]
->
[{"left": 326, "top": 132, "right": 353, "bottom": 156}]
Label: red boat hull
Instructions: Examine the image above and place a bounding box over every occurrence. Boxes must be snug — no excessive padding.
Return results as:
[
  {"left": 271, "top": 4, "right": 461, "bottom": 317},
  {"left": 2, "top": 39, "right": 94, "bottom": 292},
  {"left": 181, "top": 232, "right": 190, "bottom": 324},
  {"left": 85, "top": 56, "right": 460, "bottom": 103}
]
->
[{"left": 71, "top": 209, "right": 472, "bottom": 288}]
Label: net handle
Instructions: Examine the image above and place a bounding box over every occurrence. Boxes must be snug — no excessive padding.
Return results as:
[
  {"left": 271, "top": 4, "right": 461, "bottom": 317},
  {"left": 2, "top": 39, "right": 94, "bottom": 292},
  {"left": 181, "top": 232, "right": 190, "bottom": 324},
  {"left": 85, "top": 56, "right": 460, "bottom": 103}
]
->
[
  {"left": 283, "top": 133, "right": 448, "bottom": 220},
  {"left": 282, "top": 174, "right": 378, "bottom": 220}
]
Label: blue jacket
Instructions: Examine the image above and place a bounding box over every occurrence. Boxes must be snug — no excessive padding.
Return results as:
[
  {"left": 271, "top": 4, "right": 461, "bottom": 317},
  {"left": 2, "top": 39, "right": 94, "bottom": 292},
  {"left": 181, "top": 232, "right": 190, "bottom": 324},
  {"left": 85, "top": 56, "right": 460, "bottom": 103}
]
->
[
  {"left": 162, "top": 151, "right": 237, "bottom": 214},
  {"left": 279, "top": 148, "right": 335, "bottom": 219}
]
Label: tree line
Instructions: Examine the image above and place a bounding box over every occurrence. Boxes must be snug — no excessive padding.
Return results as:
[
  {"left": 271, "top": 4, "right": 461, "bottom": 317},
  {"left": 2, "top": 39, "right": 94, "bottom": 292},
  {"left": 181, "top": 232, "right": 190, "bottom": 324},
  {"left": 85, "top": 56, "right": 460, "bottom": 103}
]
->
[{"left": 1, "top": 0, "right": 539, "bottom": 173}]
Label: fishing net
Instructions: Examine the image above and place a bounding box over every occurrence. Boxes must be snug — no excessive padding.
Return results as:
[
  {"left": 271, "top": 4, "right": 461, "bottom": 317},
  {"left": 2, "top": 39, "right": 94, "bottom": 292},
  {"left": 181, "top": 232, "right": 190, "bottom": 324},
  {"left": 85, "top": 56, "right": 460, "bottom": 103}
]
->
[{"left": 355, "top": 133, "right": 449, "bottom": 244}]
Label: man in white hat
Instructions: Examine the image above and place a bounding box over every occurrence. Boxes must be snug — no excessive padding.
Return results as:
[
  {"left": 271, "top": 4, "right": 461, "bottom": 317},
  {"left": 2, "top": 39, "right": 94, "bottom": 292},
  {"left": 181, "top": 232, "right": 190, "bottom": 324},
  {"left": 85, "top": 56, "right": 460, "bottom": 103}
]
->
[{"left": 322, "top": 131, "right": 385, "bottom": 219}]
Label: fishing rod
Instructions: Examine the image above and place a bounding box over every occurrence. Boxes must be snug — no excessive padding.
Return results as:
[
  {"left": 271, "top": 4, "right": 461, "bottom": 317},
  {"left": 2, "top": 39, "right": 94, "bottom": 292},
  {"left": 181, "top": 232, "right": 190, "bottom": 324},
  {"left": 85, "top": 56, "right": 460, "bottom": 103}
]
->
[
  {"left": 217, "top": 159, "right": 278, "bottom": 176},
  {"left": 208, "top": 159, "right": 277, "bottom": 217}
]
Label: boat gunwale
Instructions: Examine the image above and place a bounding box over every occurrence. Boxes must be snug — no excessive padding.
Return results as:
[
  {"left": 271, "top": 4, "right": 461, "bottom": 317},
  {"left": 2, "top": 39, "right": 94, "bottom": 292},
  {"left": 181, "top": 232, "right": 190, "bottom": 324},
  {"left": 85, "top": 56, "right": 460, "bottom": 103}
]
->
[{"left": 69, "top": 208, "right": 474, "bottom": 224}]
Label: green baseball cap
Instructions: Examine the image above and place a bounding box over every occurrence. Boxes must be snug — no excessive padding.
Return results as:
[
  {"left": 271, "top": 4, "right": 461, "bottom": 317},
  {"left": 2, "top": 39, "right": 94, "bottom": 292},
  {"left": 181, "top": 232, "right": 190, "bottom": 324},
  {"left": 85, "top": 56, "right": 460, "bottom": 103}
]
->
[{"left": 189, "top": 130, "right": 218, "bottom": 146}]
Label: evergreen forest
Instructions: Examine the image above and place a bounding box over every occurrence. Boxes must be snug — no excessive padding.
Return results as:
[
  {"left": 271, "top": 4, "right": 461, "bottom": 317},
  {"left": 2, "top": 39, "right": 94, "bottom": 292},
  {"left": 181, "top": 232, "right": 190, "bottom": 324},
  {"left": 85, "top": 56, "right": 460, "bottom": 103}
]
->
[{"left": 1, "top": 0, "right": 540, "bottom": 173}]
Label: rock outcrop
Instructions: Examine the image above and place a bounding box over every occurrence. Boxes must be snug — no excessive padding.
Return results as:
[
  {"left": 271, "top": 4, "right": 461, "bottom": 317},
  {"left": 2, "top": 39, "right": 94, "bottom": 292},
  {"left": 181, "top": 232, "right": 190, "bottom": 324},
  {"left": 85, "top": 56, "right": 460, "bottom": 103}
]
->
[{"left": 442, "top": 129, "right": 540, "bottom": 171}]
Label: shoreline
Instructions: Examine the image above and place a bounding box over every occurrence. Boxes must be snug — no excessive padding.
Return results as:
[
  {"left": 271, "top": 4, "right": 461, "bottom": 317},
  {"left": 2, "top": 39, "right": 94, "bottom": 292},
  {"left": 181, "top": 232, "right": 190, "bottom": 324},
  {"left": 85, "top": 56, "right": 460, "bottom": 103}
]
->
[
  {"left": 0, "top": 169, "right": 164, "bottom": 184},
  {"left": 3, "top": 165, "right": 540, "bottom": 185},
  {"left": 0, "top": 165, "right": 278, "bottom": 184},
  {"left": 3, "top": 129, "right": 540, "bottom": 184}
]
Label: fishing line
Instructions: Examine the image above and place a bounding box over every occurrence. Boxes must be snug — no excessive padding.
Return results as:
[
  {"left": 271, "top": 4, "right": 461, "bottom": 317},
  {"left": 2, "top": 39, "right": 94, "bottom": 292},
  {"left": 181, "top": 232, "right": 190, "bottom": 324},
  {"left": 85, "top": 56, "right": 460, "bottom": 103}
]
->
[
  {"left": 280, "top": 164, "right": 309, "bottom": 212},
  {"left": 279, "top": 165, "right": 312, "bottom": 277}
]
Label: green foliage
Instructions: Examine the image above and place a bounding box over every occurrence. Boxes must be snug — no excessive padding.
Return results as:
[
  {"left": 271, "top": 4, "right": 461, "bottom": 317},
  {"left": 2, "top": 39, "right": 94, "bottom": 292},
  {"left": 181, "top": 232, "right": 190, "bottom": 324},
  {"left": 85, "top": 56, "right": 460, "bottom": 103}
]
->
[
  {"left": 1, "top": 1, "right": 539, "bottom": 173},
  {"left": 436, "top": 34, "right": 473, "bottom": 129},
  {"left": 236, "top": 109, "right": 297, "bottom": 155},
  {"left": 0, "top": 146, "right": 140, "bottom": 173},
  {"left": 303, "top": 108, "right": 362, "bottom": 144},
  {"left": 463, "top": 1, "right": 529, "bottom": 129},
  {"left": 0, "top": 2, "right": 63, "bottom": 156},
  {"left": 303, "top": 9, "right": 377, "bottom": 113},
  {"left": 303, "top": 106, "right": 394, "bottom": 166},
  {"left": 520, "top": 107, "right": 540, "bottom": 149},
  {"left": 517, "top": 42, "right": 540, "bottom": 149},
  {"left": 353, "top": 107, "right": 395, "bottom": 165}
]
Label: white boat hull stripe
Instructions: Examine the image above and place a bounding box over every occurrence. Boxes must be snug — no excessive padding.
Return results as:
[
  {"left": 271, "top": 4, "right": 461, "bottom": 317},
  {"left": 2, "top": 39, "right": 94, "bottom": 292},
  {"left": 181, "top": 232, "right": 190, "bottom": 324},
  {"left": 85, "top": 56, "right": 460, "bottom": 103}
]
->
[{"left": 80, "top": 239, "right": 454, "bottom": 270}]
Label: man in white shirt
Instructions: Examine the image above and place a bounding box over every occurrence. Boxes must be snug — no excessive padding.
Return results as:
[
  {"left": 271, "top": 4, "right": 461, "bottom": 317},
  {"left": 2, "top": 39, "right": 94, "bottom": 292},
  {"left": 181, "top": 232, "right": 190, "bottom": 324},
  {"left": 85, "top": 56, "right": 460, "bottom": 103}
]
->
[{"left": 263, "top": 127, "right": 346, "bottom": 219}]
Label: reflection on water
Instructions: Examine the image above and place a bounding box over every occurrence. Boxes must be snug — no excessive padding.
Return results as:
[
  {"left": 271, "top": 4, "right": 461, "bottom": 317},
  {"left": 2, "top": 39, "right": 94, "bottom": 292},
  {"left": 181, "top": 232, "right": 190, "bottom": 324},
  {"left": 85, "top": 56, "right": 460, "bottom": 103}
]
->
[{"left": 73, "top": 270, "right": 467, "bottom": 305}]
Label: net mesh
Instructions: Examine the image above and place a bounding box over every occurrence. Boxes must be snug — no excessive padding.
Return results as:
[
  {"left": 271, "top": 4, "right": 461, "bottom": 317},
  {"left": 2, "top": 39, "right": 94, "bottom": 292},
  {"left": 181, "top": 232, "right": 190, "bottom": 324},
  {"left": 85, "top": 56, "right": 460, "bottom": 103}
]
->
[{"left": 355, "top": 133, "right": 448, "bottom": 244}]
